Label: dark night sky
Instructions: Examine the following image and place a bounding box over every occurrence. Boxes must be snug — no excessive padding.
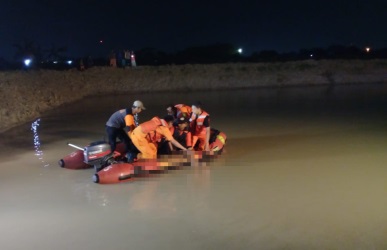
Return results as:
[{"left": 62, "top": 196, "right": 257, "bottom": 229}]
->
[{"left": 1, "top": 0, "right": 386, "bottom": 60}]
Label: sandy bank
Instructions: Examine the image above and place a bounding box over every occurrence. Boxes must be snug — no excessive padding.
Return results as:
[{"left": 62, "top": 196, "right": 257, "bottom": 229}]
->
[{"left": 1, "top": 60, "right": 386, "bottom": 132}]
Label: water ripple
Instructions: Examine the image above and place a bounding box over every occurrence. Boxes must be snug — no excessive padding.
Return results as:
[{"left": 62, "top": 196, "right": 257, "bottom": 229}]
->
[{"left": 31, "top": 118, "right": 49, "bottom": 167}]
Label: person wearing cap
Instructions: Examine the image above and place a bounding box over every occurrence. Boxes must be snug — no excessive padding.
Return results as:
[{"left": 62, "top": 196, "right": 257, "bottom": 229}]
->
[
  {"left": 105, "top": 100, "right": 146, "bottom": 162},
  {"left": 190, "top": 101, "right": 211, "bottom": 151},
  {"left": 172, "top": 116, "right": 192, "bottom": 150},
  {"left": 130, "top": 115, "right": 188, "bottom": 159},
  {"left": 166, "top": 104, "right": 192, "bottom": 120},
  {"left": 166, "top": 104, "right": 178, "bottom": 120},
  {"left": 158, "top": 116, "right": 193, "bottom": 154}
]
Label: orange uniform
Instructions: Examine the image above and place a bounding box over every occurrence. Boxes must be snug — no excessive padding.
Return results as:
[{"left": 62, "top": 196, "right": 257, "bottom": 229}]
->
[
  {"left": 174, "top": 104, "right": 192, "bottom": 118},
  {"left": 131, "top": 117, "right": 174, "bottom": 159},
  {"left": 190, "top": 111, "right": 210, "bottom": 150}
]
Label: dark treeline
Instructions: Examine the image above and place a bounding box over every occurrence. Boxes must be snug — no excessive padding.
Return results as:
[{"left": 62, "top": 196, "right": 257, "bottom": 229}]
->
[
  {"left": 1, "top": 42, "right": 387, "bottom": 70},
  {"left": 136, "top": 44, "right": 387, "bottom": 65}
]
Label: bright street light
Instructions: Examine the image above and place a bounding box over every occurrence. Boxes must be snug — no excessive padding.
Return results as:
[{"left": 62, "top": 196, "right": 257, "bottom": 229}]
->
[
  {"left": 237, "top": 48, "right": 243, "bottom": 54},
  {"left": 24, "top": 59, "right": 32, "bottom": 67}
]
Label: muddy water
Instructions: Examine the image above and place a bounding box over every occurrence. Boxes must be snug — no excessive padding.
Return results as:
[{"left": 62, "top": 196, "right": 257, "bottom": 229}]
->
[{"left": 1, "top": 84, "right": 387, "bottom": 250}]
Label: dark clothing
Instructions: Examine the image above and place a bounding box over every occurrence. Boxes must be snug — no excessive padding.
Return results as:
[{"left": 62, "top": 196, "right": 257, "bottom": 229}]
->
[
  {"left": 157, "top": 128, "right": 191, "bottom": 155},
  {"left": 173, "top": 129, "right": 191, "bottom": 149},
  {"left": 105, "top": 125, "right": 132, "bottom": 153},
  {"left": 209, "top": 128, "right": 221, "bottom": 144},
  {"left": 106, "top": 108, "right": 132, "bottom": 129},
  {"left": 202, "top": 116, "right": 210, "bottom": 127},
  {"left": 157, "top": 139, "right": 171, "bottom": 155},
  {"left": 105, "top": 108, "right": 138, "bottom": 159}
]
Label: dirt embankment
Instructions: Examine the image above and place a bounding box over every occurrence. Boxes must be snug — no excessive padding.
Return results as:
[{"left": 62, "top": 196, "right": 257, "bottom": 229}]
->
[{"left": 1, "top": 59, "right": 386, "bottom": 132}]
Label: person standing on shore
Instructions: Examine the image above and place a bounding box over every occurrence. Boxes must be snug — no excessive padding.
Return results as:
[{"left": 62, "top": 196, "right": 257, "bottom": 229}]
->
[
  {"left": 130, "top": 51, "right": 137, "bottom": 67},
  {"left": 124, "top": 50, "right": 131, "bottom": 68},
  {"left": 105, "top": 100, "right": 146, "bottom": 162},
  {"left": 109, "top": 50, "right": 116, "bottom": 67}
]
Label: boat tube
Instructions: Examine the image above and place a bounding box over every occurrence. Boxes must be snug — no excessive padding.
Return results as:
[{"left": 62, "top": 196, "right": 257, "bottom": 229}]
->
[{"left": 58, "top": 130, "right": 226, "bottom": 184}]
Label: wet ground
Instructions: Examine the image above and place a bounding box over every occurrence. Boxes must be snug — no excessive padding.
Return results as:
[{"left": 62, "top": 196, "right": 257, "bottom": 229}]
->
[{"left": 1, "top": 83, "right": 387, "bottom": 249}]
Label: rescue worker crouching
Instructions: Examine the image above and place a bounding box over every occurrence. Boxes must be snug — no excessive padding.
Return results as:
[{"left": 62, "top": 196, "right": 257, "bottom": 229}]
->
[
  {"left": 174, "top": 104, "right": 192, "bottom": 119},
  {"left": 157, "top": 116, "right": 192, "bottom": 155},
  {"left": 190, "top": 101, "right": 211, "bottom": 151},
  {"left": 131, "top": 115, "right": 188, "bottom": 159},
  {"left": 172, "top": 116, "right": 192, "bottom": 150},
  {"left": 105, "top": 100, "right": 145, "bottom": 162},
  {"left": 166, "top": 103, "right": 192, "bottom": 126}
]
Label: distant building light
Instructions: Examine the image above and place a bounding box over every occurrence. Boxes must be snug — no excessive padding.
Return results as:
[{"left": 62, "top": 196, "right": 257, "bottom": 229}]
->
[
  {"left": 310, "top": 54, "right": 313, "bottom": 58},
  {"left": 67, "top": 60, "right": 73, "bottom": 65},
  {"left": 365, "top": 47, "right": 371, "bottom": 53},
  {"left": 53, "top": 61, "right": 58, "bottom": 64},
  {"left": 237, "top": 48, "right": 243, "bottom": 54},
  {"left": 24, "top": 59, "right": 32, "bottom": 67}
]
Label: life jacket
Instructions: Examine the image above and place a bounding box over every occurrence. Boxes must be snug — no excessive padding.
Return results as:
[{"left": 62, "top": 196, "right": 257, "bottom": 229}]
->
[
  {"left": 169, "top": 126, "right": 175, "bottom": 134},
  {"left": 140, "top": 117, "right": 167, "bottom": 134},
  {"left": 175, "top": 104, "right": 192, "bottom": 118},
  {"left": 173, "top": 128, "right": 190, "bottom": 148},
  {"left": 139, "top": 117, "right": 168, "bottom": 143},
  {"left": 190, "top": 111, "right": 209, "bottom": 137}
]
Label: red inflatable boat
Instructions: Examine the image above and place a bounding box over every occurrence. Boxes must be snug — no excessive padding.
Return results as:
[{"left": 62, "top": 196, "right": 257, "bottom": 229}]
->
[
  {"left": 59, "top": 130, "right": 227, "bottom": 184},
  {"left": 58, "top": 141, "right": 127, "bottom": 170}
]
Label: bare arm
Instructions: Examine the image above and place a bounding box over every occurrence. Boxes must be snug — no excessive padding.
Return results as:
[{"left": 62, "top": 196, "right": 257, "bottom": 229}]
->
[
  {"left": 170, "top": 138, "right": 187, "bottom": 151},
  {"left": 205, "top": 126, "right": 211, "bottom": 151}
]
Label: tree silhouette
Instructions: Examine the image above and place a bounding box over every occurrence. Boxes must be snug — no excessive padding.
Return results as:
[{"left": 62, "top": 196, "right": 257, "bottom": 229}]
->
[
  {"left": 13, "top": 39, "right": 43, "bottom": 62},
  {"left": 45, "top": 43, "right": 68, "bottom": 61},
  {"left": 174, "top": 43, "right": 238, "bottom": 64},
  {"left": 136, "top": 47, "right": 169, "bottom": 65}
]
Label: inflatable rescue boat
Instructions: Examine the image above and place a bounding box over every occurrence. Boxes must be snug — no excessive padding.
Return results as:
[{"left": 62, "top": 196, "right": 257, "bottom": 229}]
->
[{"left": 58, "top": 129, "right": 226, "bottom": 184}]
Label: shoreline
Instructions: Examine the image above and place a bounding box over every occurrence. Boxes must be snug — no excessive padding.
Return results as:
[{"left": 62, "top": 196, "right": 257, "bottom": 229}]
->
[{"left": 1, "top": 59, "right": 386, "bottom": 132}]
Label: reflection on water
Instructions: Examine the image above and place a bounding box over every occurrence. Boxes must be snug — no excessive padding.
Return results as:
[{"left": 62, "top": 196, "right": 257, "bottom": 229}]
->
[
  {"left": 2, "top": 83, "right": 387, "bottom": 250},
  {"left": 31, "top": 118, "right": 49, "bottom": 167}
]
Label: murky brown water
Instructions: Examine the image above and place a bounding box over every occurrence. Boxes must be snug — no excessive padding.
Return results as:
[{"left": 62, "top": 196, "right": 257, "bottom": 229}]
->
[{"left": 1, "top": 84, "right": 387, "bottom": 249}]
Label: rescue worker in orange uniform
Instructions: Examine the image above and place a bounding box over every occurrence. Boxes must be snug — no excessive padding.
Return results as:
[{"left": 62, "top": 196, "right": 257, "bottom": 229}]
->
[
  {"left": 105, "top": 100, "right": 145, "bottom": 162},
  {"left": 174, "top": 104, "right": 192, "bottom": 118},
  {"left": 157, "top": 116, "right": 192, "bottom": 154},
  {"left": 172, "top": 116, "right": 192, "bottom": 150},
  {"left": 167, "top": 103, "right": 193, "bottom": 126},
  {"left": 190, "top": 101, "right": 211, "bottom": 151},
  {"left": 131, "top": 115, "right": 188, "bottom": 159}
]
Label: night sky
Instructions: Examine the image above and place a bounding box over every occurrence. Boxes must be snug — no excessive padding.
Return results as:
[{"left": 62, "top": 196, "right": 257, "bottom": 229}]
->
[{"left": 1, "top": 0, "right": 386, "bottom": 60}]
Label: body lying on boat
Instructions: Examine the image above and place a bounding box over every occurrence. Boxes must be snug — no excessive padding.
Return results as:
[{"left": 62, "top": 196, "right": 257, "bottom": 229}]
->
[{"left": 58, "top": 129, "right": 227, "bottom": 184}]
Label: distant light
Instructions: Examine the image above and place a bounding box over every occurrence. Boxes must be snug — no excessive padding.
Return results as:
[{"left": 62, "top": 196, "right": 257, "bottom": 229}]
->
[
  {"left": 131, "top": 54, "right": 134, "bottom": 58},
  {"left": 24, "top": 59, "right": 32, "bottom": 67},
  {"left": 53, "top": 61, "right": 58, "bottom": 64},
  {"left": 99, "top": 40, "right": 103, "bottom": 43},
  {"left": 237, "top": 48, "right": 243, "bottom": 54},
  {"left": 310, "top": 54, "right": 314, "bottom": 58},
  {"left": 67, "top": 60, "right": 73, "bottom": 65},
  {"left": 365, "top": 47, "right": 371, "bottom": 53}
]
